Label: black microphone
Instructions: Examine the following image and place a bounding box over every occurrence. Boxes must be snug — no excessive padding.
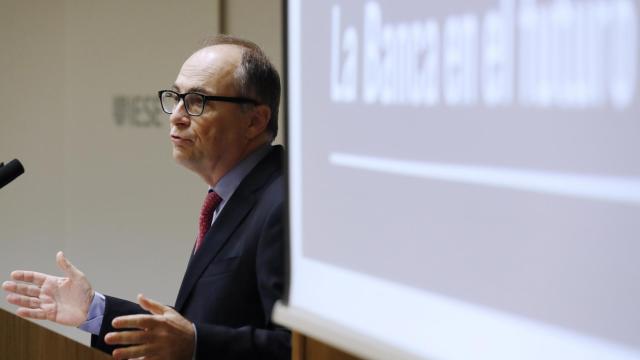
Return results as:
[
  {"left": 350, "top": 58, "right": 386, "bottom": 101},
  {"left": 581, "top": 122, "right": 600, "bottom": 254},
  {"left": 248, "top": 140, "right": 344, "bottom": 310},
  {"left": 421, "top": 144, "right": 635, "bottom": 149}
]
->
[{"left": 0, "top": 159, "right": 25, "bottom": 189}]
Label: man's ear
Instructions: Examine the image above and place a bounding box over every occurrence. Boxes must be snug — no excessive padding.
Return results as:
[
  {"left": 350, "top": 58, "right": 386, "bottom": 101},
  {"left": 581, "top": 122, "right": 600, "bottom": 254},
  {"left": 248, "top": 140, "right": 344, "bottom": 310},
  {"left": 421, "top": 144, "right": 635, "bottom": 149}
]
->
[{"left": 247, "top": 104, "right": 271, "bottom": 139}]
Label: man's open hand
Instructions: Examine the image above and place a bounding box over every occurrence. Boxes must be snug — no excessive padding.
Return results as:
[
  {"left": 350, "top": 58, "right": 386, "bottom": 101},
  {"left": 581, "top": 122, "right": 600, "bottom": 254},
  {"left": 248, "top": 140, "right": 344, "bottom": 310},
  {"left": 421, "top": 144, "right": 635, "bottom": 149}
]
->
[
  {"left": 106, "top": 294, "right": 195, "bottom": 360},
  {"left": 1, "top": 251, "right": 94, "bottom": 326}
]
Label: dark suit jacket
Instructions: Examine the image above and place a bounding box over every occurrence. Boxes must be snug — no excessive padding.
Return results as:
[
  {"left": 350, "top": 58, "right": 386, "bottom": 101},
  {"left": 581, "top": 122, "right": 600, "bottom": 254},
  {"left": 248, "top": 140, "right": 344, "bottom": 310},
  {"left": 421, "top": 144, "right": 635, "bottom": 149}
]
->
[{"left": 91, "top": 145, "right": 290, "bottom": 359}]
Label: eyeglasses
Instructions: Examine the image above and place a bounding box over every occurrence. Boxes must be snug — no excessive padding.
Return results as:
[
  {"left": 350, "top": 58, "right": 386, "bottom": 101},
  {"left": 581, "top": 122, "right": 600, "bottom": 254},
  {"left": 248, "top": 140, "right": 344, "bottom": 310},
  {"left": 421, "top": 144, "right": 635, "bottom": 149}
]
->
[{"left": 158, "top": 90, "right": 260, "bottom": 116}]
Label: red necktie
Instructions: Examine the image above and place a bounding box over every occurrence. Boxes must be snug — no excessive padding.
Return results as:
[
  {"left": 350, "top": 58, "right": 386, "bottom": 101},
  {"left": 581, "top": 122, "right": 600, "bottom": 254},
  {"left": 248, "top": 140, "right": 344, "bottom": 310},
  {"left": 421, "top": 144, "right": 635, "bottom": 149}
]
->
[{"left": 194, "top": 191, "right": 222, "bottom": 253}]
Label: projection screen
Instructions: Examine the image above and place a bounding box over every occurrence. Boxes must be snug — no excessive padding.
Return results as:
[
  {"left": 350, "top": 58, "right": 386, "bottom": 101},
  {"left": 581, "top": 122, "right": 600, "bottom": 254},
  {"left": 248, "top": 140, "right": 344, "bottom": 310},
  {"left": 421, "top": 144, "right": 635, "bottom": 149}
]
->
[{"left": 275, "top": 0, "right": 640, "bottom": 359}]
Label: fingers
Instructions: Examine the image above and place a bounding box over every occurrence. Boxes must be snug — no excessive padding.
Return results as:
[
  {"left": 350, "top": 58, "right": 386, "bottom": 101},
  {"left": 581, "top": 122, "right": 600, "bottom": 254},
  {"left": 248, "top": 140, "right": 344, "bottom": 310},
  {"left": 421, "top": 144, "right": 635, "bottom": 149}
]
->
[
  {"left": 56, "top": 251, "right": 83, "bottom": 279},
  {"left": 137, "top": 294, "right": 169, "bottom": 315},
  {"left": 2, "top": 281, "right": 41, "bottom": 297},
  {"left": 9, "top": 270, "right": 47, "bottom": 286},
  {"left": 112, "top": 314, "right": 163, "bottom": 330},
  {"left": 16, "top": 307, "right": 47, "bottom": 320},
  {"left": 1, "top": 281, "right": 14, "bottom": 292},
  {"left": 105, "top": 330, "right": 150, "bottom": 346},
  {"left": 112, "top": 344, "right": 155, "bottom": 360},
  {"left": 6, "top": 293, "right": 41, "bottom": 308}
]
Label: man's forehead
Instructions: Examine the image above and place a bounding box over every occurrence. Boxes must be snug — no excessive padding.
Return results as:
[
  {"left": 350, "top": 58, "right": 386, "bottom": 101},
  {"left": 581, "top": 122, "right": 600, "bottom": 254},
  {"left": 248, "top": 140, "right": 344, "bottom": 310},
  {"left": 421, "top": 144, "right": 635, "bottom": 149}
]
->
[
  {"left": 173, "top": 45, "right": 243, "bottom": 92},
  {"left": 182, "top": 45, "right": 243, "bottom": 75}
]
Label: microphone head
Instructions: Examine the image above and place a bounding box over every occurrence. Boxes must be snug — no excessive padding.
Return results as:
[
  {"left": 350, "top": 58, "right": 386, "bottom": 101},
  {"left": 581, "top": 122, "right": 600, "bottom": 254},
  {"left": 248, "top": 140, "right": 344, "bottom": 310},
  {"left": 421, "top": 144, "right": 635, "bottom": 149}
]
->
[{"left": 0, "top": 159, "right": 25, "bottom": 189}]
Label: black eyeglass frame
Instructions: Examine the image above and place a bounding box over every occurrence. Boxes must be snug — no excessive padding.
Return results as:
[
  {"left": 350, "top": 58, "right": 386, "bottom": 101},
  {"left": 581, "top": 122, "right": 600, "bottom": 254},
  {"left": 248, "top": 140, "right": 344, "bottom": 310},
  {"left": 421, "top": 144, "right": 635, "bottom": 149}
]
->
[{"left": 158, "top": 90, "right": 260, "bottom": 116}]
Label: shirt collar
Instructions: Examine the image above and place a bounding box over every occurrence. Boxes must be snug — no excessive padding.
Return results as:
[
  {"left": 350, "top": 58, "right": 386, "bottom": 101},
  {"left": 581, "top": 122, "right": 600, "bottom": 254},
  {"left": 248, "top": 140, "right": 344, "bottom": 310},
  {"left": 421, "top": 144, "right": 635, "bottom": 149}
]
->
[{"left": 209, "top": 144, "right": 271, "bottom": 202}]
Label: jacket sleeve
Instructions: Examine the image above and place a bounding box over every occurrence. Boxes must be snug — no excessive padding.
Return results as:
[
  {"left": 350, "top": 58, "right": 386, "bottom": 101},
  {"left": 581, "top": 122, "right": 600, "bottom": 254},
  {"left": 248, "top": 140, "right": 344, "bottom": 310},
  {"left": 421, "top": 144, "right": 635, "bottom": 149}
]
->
[{"left": 90, "top": 295, "right": 149, "bottom": 354}]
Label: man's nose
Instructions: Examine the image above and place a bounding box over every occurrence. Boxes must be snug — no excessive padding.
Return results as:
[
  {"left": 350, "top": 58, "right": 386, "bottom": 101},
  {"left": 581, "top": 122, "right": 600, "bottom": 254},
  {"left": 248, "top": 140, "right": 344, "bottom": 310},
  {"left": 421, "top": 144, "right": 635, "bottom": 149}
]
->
[{"left": 169, "top": 100, "right": 190, "bottom": 126}]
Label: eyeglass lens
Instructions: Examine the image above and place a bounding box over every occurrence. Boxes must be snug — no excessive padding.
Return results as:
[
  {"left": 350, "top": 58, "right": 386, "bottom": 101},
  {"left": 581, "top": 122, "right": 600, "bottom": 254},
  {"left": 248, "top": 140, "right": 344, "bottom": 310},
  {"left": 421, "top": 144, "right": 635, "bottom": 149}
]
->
[{"left": 160, "top": 92, "right": 205, "bottom": 115}]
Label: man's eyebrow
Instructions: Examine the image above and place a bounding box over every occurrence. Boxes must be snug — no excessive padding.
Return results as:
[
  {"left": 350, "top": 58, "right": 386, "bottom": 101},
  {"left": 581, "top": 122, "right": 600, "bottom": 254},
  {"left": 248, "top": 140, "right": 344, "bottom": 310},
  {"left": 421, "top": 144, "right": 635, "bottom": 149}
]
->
[
  {"left": 171, "top": 84, "right": 209, "bottom": 94},
  {"left": 189, "top": 86, "right": 209, "bottom": 94}
]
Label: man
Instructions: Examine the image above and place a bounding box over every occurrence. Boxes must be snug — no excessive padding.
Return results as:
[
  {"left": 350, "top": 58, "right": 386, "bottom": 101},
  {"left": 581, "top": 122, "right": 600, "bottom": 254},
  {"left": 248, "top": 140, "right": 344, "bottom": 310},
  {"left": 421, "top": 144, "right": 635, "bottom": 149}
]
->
[{"left": 2, "top": 35, "right": 290, "bottom": 360}]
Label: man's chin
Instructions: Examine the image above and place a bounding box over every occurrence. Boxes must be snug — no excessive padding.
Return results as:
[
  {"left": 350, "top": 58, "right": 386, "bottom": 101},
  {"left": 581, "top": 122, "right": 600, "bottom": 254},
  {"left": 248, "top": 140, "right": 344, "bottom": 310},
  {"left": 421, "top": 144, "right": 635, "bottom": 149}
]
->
[
  {"left": 173, "top": 150, "right": 202, "bottom": 170},
  {"left": 172, "top": 149, "right": 190, "bottom": 165}
]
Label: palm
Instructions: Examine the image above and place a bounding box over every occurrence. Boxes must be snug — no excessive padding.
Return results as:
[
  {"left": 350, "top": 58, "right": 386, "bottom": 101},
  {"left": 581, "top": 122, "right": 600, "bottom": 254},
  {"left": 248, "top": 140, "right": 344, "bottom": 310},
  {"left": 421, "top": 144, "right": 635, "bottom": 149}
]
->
[{"left": 39, "top": 274, "right": 92, "bottom": 326}]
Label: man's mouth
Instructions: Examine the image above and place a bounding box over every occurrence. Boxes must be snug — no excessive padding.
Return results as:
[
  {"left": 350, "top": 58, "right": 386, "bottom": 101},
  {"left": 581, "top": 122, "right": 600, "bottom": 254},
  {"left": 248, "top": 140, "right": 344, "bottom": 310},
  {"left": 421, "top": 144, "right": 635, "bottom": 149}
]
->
[{"left": 171, "top": 135, "right": 193, "bottom": 145}]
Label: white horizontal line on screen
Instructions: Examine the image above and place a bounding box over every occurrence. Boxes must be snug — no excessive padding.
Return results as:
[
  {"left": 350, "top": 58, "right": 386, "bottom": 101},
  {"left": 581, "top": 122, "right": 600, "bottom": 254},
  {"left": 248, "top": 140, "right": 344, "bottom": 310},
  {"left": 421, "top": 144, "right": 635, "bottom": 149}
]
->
[{"left": 329, "top": 152, "right": 640, "bottom": 206}]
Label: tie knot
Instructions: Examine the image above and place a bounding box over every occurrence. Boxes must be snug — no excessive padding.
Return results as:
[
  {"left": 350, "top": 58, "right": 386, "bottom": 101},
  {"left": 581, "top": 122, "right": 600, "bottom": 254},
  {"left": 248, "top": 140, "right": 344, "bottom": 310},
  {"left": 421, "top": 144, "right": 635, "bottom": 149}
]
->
[{"left": 202, "top": 191, "right": 222, "bottom": 214}]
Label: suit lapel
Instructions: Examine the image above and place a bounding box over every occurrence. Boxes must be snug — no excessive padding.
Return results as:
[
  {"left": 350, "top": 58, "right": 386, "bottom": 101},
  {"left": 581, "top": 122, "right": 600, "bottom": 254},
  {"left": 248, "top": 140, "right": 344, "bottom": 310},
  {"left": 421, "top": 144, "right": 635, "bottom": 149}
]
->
[{"left": 174, "top": 146, "right": 283, "bottom": 311}]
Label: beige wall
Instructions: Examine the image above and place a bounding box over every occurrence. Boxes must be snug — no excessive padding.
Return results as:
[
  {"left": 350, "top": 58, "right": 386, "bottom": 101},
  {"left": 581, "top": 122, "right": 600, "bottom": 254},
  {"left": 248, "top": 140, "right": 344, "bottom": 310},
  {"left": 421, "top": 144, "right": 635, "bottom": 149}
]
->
[{"left": 0, "top": 0, "right": 68, "bottom": 339}]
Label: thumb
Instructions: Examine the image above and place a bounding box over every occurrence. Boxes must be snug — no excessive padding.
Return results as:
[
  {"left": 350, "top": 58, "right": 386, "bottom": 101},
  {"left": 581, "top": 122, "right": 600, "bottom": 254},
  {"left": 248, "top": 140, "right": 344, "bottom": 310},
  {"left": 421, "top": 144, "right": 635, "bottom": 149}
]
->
[
  {"left": 56, "top": 251, "right": 82, "bottom": 279},
  {"left": 138, "top": 294, "right": 169, "bottom": 315}
]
